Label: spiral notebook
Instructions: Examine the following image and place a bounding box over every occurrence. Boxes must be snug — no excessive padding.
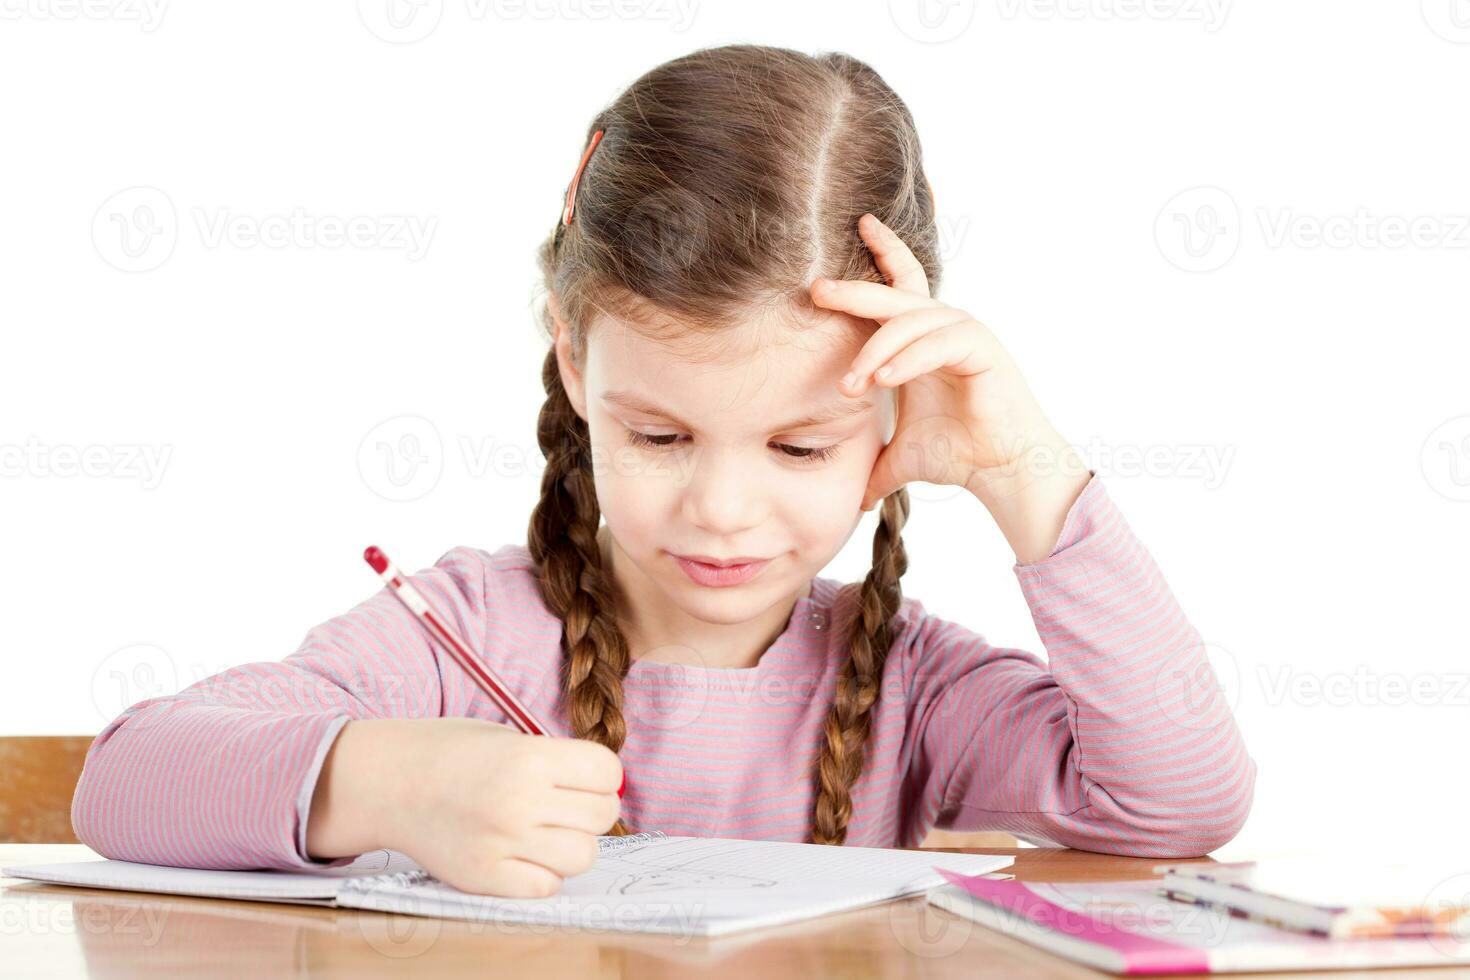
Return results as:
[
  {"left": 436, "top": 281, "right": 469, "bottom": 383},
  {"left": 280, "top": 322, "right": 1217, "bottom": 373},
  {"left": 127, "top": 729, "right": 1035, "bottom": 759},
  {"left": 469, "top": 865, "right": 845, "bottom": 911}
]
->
[
  {"left": 927, "top": 869, "right": 1470, "bottom": 974},
  {"left": 4, "top": 832, "right": 1013, "bottom": 938}
]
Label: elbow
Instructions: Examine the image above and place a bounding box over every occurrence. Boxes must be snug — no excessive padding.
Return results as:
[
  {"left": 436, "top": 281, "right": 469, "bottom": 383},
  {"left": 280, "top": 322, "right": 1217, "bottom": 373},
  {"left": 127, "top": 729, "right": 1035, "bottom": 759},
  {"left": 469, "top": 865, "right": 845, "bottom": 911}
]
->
[
  {"left": 68, "top": 716, "right": 146, "bottom": 861},
  {"left": 69, "top": 744, "right": 114, "bottom": 858},
  {"left": 1145, "top": 754, "right": 1258, "bottom": 858}
]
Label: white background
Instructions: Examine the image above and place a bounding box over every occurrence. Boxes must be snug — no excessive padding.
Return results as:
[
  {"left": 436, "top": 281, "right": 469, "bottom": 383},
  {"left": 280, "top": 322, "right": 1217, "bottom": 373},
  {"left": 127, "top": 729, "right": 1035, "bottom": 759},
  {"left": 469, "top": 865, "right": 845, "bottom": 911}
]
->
[{"left": 3, "top": 1, "right": 1468, "bottom": 861}]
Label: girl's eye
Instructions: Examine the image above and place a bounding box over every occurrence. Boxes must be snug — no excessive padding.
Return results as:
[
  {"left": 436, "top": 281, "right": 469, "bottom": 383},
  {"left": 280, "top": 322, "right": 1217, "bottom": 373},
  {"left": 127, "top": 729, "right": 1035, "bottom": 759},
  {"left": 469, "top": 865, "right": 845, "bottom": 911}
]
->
[{"left": 623, "top": 429, "right": 841, "bottom": 465}]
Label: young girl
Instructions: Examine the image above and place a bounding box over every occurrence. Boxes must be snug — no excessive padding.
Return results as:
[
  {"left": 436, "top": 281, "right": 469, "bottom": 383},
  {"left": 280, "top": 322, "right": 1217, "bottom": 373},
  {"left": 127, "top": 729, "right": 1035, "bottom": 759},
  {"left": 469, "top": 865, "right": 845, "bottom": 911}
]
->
[{"left": 71, "top": 44, "right": 1254, "bottom": 899}]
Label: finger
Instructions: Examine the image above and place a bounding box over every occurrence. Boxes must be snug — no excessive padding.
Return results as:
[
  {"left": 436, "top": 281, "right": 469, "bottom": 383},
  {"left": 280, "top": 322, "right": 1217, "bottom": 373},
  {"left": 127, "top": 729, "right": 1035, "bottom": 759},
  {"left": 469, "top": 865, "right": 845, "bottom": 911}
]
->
[
  {"left": 840, "top": 307, "right": 971, "bottom": 397},
  {"left": 870, "top": 322, "right": 997, "bottom": 389},
  {"left": 537, "top": 786, "right": 622, "bottom": 835},
  {"left": 544, "top": 737, "right": 624, "bottom": 794},
  {"left": 859, "top": 213, "right": 930, "bottom": 298},
  {"left": 511, "top": 826, "right": 602, "bottom": 878},
  {"left": 810, "top": 277, "right": 941, "bottom": 323},
  {"left": 862, "top": 448, "right": 898, "bottom": 513}
]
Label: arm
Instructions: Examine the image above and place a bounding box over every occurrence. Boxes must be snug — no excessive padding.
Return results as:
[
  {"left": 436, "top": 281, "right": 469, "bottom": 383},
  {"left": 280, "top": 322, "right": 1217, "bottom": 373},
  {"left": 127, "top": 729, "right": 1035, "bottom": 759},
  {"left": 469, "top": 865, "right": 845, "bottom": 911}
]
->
[
  {"left": 69, "top": 547, "right": 490, "bottom": 871},
  {"left": 899, "top": 473, "right": 1256, "bottom": 857}
]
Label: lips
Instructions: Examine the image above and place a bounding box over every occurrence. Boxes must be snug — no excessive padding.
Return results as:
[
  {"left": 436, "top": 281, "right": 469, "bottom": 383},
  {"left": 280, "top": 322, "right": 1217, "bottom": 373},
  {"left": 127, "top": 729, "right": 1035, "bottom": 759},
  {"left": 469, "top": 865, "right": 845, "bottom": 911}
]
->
[
  {"left": 672, "top": 554, "right": 773, "bottom": 588},
  {"left": 675, "top": 554, "right": 769, "bottom": 568}
]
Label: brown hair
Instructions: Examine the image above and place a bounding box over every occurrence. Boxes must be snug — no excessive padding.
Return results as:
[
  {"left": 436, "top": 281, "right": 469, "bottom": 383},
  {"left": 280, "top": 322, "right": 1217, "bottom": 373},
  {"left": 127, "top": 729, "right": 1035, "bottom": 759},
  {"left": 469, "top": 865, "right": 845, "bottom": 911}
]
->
[{"left": 526, "top": 44, "right": 939, "bottom": 844}]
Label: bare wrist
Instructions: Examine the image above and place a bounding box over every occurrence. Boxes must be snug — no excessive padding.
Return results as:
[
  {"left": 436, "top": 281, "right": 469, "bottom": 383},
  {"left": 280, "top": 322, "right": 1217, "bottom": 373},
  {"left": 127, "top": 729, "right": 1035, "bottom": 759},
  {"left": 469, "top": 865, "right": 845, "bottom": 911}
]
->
[{"left": 305, "top": 718, "right": 411, "bottom": 860}]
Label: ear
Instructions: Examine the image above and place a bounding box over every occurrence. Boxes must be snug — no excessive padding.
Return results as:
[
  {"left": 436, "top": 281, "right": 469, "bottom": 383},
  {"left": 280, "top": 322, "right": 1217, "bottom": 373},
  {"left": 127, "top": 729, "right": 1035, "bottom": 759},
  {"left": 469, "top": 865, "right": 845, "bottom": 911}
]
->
[{"left": 549, "top": 291, "right": 589, "bottom": 422}]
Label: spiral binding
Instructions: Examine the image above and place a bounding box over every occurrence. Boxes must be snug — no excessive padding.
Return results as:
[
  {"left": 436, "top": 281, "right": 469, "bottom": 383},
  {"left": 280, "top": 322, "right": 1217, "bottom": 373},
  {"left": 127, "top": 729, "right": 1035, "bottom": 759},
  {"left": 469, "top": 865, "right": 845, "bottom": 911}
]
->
[
  {"left": 596, "top": 830, "right": 667, "bottom": 854},
  {"left": 336, "top": 832, "right": 668, "bottom": 894}
]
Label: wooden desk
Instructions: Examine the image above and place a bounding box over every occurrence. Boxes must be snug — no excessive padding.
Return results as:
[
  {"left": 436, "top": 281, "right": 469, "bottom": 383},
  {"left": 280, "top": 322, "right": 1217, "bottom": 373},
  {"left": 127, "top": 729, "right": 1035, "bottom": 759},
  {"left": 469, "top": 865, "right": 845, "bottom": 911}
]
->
[{"left": 0, "top": 844, "right": 1458, "bottom": 979}]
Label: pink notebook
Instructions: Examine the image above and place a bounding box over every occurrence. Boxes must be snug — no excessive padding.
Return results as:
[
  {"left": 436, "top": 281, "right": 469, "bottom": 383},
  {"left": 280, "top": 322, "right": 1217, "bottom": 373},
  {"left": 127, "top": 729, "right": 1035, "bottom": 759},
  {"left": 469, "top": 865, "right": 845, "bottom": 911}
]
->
[{"left": 931, "top": 869, "right": 1470, "bottom": 974}]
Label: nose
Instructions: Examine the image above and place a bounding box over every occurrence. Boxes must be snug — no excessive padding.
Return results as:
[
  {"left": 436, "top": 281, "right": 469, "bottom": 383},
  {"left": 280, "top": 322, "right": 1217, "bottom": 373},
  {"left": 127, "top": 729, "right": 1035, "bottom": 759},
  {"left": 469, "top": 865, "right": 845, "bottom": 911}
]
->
[{"left": 679, "top": 445, "right": 767, "bottom": 535}]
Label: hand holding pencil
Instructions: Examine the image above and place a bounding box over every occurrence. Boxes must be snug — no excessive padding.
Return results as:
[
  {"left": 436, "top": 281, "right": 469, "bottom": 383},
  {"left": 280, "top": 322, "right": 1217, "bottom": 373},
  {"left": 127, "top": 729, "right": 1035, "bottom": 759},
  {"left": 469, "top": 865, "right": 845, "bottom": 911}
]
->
[{"left": 333, "top": 545, "right": 625, "bottom": 898}]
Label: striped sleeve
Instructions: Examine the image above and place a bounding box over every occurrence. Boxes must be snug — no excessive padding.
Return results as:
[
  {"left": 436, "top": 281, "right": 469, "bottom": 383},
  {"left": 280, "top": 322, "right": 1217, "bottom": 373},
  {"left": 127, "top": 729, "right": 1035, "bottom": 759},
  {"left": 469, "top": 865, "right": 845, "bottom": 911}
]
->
[
  {"left": 69, "top": 546, "right": 491, "bottom": 872},
  {"left": 898, "top": 474, "right": 1256, "bottom": 857}
]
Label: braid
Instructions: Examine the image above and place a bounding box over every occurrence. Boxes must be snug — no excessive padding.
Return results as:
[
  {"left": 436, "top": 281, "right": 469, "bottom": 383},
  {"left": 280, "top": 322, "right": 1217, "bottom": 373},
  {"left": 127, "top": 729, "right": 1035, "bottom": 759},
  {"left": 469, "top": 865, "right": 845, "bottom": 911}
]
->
[
  {"left": 810, "top": 488, "right": 911, "bottom": 845},
  {"left": 526, "top": 346, "right": 634, "bottom": 836}
]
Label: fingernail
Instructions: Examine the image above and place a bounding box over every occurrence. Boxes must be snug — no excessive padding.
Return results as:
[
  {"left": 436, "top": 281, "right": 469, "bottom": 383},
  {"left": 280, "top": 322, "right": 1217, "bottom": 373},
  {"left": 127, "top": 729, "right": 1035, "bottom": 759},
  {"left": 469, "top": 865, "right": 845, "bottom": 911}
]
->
[
  {"left": 841, "top": 372, "right": 857, "bottom": 389},
  {"left": 875, "top": 365, "right": 892, "bottom": 381}
]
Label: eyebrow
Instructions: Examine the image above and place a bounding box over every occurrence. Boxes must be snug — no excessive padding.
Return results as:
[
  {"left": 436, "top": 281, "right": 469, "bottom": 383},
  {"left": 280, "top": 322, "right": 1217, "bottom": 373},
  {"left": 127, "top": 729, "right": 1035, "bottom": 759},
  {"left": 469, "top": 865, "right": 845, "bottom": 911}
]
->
[{"left": 601, "top": 389, "right": 876, "bottom": 432}]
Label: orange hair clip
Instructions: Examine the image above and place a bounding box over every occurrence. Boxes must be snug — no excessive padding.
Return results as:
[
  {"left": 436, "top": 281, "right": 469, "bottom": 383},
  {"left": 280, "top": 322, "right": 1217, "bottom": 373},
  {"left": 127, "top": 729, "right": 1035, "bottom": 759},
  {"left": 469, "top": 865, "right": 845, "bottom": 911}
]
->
[{"left": 561, "top": 128, "right": 605, "bottom": 227}]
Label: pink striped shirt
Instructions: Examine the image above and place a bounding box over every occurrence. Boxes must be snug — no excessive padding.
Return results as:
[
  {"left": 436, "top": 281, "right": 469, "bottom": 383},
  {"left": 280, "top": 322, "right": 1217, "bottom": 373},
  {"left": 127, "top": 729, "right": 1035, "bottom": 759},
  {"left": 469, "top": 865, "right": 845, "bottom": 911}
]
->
[{"left": 70, "top": 474, "right": 1255, "bottom": 870}]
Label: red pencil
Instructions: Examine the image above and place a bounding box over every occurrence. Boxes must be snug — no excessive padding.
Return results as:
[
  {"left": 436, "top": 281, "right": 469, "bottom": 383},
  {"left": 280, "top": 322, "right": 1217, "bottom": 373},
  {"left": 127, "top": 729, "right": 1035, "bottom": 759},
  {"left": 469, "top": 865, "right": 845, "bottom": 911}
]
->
[{"left": 363, "top": 545, "right": 624, "bottom": 797}]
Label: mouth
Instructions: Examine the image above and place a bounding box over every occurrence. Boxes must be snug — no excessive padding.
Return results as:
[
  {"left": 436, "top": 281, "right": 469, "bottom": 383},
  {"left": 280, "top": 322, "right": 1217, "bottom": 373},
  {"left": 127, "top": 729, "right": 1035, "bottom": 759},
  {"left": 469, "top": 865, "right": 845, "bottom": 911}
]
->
[{"left": 671, "top": 553, "right": 773, "bottom": 588}]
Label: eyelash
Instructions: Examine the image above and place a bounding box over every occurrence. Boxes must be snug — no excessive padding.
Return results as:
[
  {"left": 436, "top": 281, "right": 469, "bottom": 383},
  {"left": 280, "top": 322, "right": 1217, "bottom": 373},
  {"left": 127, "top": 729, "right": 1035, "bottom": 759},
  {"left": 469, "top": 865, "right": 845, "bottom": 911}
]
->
[{"left": 624, "top": 429, "right": 842, "bottom": 465}]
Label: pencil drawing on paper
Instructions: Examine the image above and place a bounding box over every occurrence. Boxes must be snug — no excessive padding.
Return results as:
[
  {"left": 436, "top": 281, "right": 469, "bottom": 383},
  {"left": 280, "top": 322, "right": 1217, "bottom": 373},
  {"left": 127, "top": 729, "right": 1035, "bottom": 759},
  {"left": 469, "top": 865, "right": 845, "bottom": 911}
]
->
[{"left": 598, "top": 842, "right": 781, "bottom": 895}]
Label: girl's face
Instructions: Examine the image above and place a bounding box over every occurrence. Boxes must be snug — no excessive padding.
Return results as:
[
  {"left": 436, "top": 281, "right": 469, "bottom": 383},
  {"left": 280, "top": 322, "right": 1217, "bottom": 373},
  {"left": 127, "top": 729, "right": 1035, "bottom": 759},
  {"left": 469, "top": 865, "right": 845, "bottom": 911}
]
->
[{"left": 556, "top": 307, "right": 895, "bottom": 629}]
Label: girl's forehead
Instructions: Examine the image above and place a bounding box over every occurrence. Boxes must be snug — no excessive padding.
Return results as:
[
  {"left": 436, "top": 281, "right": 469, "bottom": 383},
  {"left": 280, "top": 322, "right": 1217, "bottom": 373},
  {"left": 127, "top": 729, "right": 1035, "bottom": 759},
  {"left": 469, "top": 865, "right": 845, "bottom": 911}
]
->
[
  {"left": 588, "top": 309, "right": 870, "bottom": 378},
  {"left": 585, "top": 315, "right": 884, "bottom": 429}
]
